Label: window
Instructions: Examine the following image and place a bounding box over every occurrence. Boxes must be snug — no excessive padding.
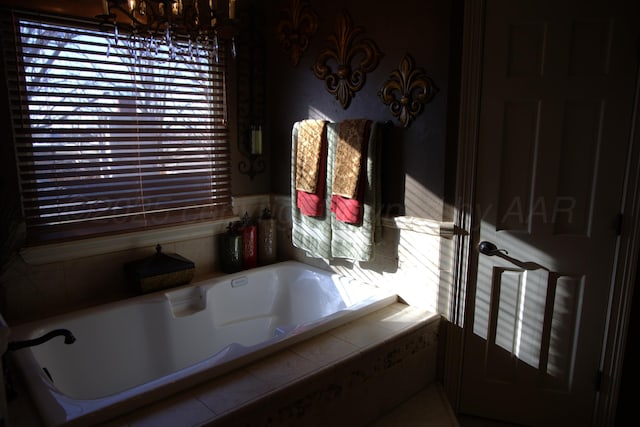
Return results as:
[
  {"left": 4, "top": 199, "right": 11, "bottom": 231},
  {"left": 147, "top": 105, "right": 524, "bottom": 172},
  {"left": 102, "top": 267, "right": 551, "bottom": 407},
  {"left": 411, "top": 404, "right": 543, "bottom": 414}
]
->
[{"left": 1, "top": 11, "right": 233, "bottom": 244}]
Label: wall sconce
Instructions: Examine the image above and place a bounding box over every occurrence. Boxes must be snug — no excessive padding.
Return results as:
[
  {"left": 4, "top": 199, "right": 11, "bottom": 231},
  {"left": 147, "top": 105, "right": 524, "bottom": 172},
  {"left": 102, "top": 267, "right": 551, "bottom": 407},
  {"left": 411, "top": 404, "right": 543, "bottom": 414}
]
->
[
  {"left": 238, "top": 125, "right": 265, "bottom": 179},
  {"left": 235, "top": 1, "right": 266, "bottom": 181}
]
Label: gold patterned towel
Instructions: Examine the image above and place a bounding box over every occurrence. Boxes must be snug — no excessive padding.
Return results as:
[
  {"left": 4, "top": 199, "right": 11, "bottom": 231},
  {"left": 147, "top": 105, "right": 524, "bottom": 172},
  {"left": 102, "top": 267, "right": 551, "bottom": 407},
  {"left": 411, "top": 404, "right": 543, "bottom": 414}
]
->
[
  {"left": 295, "top": 119, "right": 327, "bottom": 193},
  {"left": 333, "top": 119, "right": 369, "bottom": 198}
]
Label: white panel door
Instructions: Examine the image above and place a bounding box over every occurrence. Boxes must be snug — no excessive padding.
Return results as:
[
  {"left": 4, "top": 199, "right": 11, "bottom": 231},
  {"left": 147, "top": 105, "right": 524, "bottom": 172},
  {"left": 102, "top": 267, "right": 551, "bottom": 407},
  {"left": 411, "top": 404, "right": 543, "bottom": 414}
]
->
[{"left": 459, "top": 0, "right": 639, "bottom": 425}]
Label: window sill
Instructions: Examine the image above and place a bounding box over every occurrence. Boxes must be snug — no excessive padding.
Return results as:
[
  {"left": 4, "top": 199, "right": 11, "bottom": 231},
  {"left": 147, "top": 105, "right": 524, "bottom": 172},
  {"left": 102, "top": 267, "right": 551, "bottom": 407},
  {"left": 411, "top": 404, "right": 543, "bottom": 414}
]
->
[
  {"left": 19, "top": 195, "right": 271, "bottom": 265},
  {"left": 18, "top": 195, "right": 272, "bottom": 265},
  {"left": 20, "top": 218, "right": 236, "bottom": 266}
]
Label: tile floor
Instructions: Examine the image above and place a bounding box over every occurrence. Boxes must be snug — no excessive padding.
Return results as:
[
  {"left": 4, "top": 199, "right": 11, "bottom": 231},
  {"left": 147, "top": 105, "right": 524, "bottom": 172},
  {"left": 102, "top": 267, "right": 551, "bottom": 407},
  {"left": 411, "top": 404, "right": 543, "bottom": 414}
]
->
[
  {"left": 457, "top": 416, "right": 526, "bottom": 427},
  {"left": 369, "top": 383, "right": 459, "bottom": 427},
  {"left": 370, "top": 384, "right": 528, "bottom": 427}
]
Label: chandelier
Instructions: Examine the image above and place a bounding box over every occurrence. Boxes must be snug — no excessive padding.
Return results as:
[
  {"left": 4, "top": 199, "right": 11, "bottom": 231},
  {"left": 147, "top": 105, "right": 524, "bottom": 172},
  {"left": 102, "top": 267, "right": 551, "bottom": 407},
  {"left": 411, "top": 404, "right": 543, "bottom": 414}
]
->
[{"left": 97, "top": 0, "right": 237, "bottom": 61}]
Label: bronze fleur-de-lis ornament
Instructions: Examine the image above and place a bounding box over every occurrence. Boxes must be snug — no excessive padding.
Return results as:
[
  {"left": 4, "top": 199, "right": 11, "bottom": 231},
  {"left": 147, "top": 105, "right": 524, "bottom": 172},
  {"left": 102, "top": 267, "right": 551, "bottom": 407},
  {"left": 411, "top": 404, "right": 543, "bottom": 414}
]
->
[
  {"left": 312, "top": 10, "right": 383, "bottom": 109},
  {"left": 379, "top": 54, "right": 438, "bottom": 127},
  {"left": 276, "top": 0, "right": 318, "bottom": 66}
]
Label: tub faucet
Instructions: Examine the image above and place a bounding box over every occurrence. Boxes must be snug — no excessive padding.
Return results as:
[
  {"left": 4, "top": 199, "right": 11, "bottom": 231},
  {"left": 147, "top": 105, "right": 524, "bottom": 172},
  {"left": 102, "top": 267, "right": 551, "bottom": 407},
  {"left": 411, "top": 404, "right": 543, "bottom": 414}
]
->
[
  {"left": 3, "top": 329, "right": 76, "bottom": 401},
  {"left": 6, "top": 329, "right": 76, "bottom": 352}
]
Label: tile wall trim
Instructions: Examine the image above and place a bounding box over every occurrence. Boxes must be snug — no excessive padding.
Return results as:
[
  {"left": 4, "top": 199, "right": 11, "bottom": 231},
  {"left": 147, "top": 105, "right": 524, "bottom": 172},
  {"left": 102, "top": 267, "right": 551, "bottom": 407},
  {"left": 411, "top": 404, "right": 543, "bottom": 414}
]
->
[
  {"left": 19, "top": 193, "right": 453, "bottom": 265},
  {"left": 271, "top": 194, "right": 455, "bottom": 237},
  {"left": 20, "top": 195, "right": 271, "bottom": 265}
]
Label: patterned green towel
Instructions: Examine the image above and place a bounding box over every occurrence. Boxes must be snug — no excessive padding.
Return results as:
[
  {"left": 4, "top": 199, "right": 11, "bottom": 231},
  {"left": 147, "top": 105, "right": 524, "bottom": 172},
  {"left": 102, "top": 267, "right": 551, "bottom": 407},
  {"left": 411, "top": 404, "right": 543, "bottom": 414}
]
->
[{"left": 291, "top": 121, "right": 381, "bottom": 262}]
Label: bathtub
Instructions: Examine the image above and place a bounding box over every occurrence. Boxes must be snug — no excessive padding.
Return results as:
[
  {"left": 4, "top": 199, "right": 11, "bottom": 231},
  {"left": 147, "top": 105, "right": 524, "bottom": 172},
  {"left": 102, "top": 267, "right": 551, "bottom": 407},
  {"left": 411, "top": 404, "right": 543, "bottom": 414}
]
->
[{"left": 8, "top": 261, "right": 397, "bottom": 427}]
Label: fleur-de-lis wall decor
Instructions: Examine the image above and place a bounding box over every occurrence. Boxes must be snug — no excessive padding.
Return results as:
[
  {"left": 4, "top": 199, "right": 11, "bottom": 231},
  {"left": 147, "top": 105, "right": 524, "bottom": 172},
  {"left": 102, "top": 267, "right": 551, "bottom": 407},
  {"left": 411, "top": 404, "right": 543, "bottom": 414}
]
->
[
  {"left": 378, "top": 54, "right": 438, "bottom": 127},
  {"left": 276, "top": 0, "right": 318, "bottom": 66},
  {"left": 312, "top": 10, "right": 383, "bottom": 109}
]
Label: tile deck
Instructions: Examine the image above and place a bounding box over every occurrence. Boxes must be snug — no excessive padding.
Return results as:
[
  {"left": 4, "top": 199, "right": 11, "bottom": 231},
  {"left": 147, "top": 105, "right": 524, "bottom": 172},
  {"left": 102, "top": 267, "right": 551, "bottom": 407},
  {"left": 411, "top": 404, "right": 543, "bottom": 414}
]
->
[{"left": 9, "top": 302, "right": 441, "bottom": 427}]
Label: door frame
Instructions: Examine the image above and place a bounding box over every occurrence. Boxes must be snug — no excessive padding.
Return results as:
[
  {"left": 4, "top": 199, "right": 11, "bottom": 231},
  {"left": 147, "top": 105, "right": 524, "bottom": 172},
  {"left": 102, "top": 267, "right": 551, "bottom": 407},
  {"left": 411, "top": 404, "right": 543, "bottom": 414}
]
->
[{"left": 444, "top": 0, "right": 640, "bottom": 424}]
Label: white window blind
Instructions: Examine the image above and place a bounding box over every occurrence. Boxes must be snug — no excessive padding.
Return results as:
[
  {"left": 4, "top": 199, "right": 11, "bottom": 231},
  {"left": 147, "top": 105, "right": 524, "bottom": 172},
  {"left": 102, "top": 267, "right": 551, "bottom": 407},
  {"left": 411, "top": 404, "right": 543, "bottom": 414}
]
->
[{"left": 1, "top": 11, "right": 233, "bottom": 244}]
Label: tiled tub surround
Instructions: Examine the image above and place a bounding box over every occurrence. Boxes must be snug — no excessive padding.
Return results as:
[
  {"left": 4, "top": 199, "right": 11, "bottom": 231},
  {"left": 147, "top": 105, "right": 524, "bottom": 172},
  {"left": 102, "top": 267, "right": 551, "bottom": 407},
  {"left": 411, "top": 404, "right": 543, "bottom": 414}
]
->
[
  {"left": 0, "top": 194, "right": 455, "bottom": 325},
  {"left": 9, "top": 303, "right": 440, "bottom": 427},
  {"left": 1, "top": 193, "right": 452, "bottom": 425},
  {"left": 8, "top": 261, "right": 397, "bottom": 427},
  {"left": 0, "top": 195, "right": 270, "bottom": 325}
]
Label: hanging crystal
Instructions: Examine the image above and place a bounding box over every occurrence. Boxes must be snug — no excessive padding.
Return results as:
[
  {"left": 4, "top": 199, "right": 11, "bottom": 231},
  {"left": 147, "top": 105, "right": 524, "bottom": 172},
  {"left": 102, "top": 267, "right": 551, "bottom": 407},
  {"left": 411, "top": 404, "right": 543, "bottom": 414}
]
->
[
  {"left": 213, "top": 33, "right": 219, "bottom": 63},
  {"left": 98, "top": 0, "right": 236, "bottom": 62}
]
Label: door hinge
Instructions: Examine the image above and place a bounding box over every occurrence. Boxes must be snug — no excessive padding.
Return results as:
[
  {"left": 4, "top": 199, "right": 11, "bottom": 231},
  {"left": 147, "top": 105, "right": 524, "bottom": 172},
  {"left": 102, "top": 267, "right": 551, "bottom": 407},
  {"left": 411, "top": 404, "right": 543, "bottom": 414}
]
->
[
  {"left": 595, "top": 369, "right": 603, "bottom": 392},
  {"left": 615, "top": 213, "right": 623, "bottom": 236}
]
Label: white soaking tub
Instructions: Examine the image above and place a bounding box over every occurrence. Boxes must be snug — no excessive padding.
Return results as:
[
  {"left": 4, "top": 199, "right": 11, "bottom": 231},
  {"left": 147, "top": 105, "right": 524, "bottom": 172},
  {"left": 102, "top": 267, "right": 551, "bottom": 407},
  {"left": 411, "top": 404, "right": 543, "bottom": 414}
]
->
[{"left": 8, "top": 261, "right": 397, "bottom": 427}]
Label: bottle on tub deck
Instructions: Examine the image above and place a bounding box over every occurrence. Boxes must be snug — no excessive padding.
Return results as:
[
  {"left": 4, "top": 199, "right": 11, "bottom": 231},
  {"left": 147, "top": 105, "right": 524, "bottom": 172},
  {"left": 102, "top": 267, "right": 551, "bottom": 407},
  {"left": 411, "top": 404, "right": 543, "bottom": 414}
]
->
[
  {"left": 241, "top": 212, "right": 258, "bottom": 269},
  {"left": 258, "top": 208, "right": 277, "bottom": 265},
  {"left": 220, "top": 221, "right": 243, "bottom": 273}
]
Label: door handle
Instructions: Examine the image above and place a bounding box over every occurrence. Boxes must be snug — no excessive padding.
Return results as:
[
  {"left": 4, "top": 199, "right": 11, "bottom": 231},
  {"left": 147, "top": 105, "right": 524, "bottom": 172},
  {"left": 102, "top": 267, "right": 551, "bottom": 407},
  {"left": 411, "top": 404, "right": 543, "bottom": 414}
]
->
[
  {"left": 478, "top": 240, "right": 549, "bottom": 271},
  {"left": 478, "top": 240, "right": 508, "bottom": 256}
]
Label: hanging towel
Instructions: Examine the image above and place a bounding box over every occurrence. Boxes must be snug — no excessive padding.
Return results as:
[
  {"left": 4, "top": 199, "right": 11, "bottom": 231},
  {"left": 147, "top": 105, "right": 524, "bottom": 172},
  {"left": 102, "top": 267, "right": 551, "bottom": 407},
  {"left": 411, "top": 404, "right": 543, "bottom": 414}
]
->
[
  {"left": 331, "top": 119, "right": 371, "bottom": 224},
  {"left": 291, "top": 120, "right": 382, "bottom": 262},
  {"left": 333, "top": 119, "right": 369, "bottom": 198},
  {"left": 295, "top": 119, "right": 328, "bottom": 217},
  {"left": 330, "top": 121, "right": 382, "bottom": 262},
  {"left": 295, "top": 119, "right": 326, "bottom": 193},
  {"left": 291, "top": 121, "right": 334, "bottom": 258}
]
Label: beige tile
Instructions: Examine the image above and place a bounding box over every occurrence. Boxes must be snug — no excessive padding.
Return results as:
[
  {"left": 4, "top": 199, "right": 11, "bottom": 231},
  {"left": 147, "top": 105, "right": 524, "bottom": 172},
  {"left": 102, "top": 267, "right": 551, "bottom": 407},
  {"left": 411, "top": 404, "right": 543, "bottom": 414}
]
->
[
  {"left": 369, "top": 304, "right": 438, "bottom": 333},
  {"left": 175, "top": 236, "right": 216, "bottom": 278},
  {"left": 246, "top": 349, "right": 319, "bottom": 387},
  {"left": 1, "top": 260, "right": 68, "bottom": 323},
  {"left": 209, "top": 390, "right": 278, "bottom": 427},
  {"left": 123, "top": 393, "right": 214, "bottom": 427},
  {"left": 64, "top": 251, "right": 132, "bottom": 306},
  {"left": 5, "top": 379, "right": 46, "bottom": 427},
  {"left": 290, "top": 333, "right": 358, "bottom": 366},
  {"left": 237, "top": 371, "right": 329, "bottom": 427},
  {"left": 457, "top": 415, "right": 524, "bottom": 427},
  {"left": 328, "top": 317, "right": 397, "bottom": 349},
  {"left": 369, "top": 384, "right": 459, "bottom": 427},
  {"left": 97, "top": 419, "right": 130, "bottom": 427},
  {"left": 194, "top": 369, "right": 272, "bottom": 416}
]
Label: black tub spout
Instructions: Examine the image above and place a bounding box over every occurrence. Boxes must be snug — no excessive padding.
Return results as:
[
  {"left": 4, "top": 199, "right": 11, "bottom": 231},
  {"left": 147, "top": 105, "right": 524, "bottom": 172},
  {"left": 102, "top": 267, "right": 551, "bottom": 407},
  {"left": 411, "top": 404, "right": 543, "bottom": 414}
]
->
[{"left": 7, "top": 329, "right": 76, "bottom": 351}]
